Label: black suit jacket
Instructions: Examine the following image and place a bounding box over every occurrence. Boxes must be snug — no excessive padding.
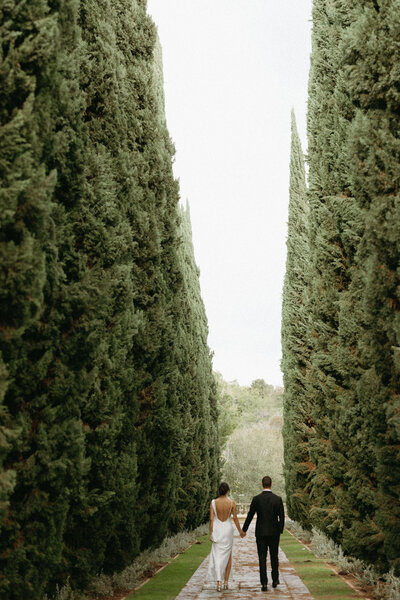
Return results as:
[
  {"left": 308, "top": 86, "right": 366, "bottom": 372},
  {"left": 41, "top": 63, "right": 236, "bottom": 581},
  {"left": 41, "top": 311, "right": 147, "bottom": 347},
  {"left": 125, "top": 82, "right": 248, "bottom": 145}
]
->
[{"left": 242, "top": 491, "right": 285, "bottom": 537}]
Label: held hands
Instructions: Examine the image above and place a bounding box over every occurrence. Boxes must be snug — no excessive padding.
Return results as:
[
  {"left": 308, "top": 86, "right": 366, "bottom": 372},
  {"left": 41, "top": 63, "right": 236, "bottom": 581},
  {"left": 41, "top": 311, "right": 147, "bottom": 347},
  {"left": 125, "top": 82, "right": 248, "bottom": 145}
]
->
[{"left": 240, "top": 530, "right": 246, "bottom": 538}]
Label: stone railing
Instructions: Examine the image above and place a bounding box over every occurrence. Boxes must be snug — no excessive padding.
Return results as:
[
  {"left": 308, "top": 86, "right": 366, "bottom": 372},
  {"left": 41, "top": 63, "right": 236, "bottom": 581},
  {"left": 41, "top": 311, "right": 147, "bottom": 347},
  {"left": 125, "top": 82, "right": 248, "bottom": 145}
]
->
[{"left": 236, "top": 502, "right": 251, "bottom": 516}]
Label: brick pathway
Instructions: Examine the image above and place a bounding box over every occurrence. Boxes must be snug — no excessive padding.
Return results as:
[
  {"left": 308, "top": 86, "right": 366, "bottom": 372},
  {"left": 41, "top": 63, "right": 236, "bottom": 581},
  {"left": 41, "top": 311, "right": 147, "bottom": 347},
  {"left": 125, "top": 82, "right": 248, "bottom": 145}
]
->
[{"left": 175, "top": 522, "right": 313, "bottom": 599}]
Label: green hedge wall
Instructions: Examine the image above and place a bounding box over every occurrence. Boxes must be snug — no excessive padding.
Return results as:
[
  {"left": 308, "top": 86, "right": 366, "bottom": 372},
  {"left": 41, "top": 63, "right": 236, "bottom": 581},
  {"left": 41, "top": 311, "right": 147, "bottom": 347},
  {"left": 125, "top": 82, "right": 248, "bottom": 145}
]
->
[
  {"left": 0, "top": 1, "right": 219, "bottom": 597},
  {"left": 282, "top": 0, "right": 400, "bottom": 575}
]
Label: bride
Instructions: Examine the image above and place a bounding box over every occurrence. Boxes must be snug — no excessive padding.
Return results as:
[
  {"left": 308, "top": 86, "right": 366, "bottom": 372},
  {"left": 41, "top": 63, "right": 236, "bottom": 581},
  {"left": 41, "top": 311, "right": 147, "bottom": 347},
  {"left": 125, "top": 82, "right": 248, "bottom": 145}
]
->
[{"left": 208, "top": 482, "right": 246, "bottom": 592}]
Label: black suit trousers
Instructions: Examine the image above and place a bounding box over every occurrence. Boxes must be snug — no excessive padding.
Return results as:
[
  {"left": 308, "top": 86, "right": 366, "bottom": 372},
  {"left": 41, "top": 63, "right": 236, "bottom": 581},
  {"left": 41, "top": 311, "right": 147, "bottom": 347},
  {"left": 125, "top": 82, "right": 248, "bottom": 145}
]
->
[{"left": 256, "top": 534, "right": 280, "bottom": 586}]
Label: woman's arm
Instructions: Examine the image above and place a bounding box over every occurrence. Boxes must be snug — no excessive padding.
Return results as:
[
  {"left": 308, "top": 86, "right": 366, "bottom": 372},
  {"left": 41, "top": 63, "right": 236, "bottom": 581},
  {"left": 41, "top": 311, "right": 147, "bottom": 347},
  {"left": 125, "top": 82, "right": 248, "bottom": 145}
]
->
[
  {"left": 232, "top": 501, "right": 246, "bottom": 537},
  {"left": 209, "top": 501, "right": 214, "bottom": 539}
]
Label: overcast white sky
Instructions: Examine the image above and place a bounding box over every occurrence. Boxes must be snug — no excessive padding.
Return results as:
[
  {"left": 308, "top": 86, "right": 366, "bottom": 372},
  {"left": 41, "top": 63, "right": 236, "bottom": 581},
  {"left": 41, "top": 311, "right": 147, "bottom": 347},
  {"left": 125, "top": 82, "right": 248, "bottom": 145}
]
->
[{"left": 147, "top": 0, "right": 312, "bottom": 387}]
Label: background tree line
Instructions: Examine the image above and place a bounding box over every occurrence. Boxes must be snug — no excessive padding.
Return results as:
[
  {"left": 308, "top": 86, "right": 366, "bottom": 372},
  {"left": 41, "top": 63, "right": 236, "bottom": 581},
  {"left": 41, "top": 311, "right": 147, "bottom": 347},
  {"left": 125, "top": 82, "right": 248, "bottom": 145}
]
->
[
  {"left": 282, "top": 0, "right": 400, "bottom": 575},
  {"left": 0, "top": 1, "right": 218, "bottom": 598},
  {"left": 216, "top": 374, "right": 285, "bottom": 503}
]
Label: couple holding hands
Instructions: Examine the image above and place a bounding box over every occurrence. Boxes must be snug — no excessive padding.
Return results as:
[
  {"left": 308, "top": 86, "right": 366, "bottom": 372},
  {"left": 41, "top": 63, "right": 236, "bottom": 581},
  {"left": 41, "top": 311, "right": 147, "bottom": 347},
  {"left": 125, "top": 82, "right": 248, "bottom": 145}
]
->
[{"left": 208, "top": 476, "right": 285, "bottom": 592}]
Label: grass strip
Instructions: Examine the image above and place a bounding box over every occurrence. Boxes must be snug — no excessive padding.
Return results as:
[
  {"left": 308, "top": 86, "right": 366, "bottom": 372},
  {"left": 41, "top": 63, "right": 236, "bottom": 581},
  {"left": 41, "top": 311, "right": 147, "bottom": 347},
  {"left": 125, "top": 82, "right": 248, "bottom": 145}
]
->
[
  {"left": 127, "top": 535, "right": 211, "bottom": 600},
  {"left": 280, "top": 530, "right": 361, "bottom": 599}
]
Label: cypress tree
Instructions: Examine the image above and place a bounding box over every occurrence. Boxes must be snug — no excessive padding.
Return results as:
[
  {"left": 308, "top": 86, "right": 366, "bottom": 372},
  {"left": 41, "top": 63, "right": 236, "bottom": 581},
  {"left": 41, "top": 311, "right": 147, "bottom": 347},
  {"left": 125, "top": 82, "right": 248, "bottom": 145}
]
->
[
  {"left": 174, "top": 204, "right": 219, "bottom": 529},
  {"left": 124, "top": 25, "right": 189, "bottom": 551},
  {"left": 304, "top": 0, "right": 400, "bottom": 572},
  {"left": 283, "top": 0, "right": 400, "bottom": 573},
  {"left": 0, "top": 1, "right": 220, "bottom": 596},
  {"left": 0, "top": 1, "right": 89, "bottom": 597},
  {"left": 281, "top": 111, "right": 311, "bottom": 527},
  {"left": 342, "top": 0, "right": 400, "bottom": 572},
  {"left": 304, "top": 0, "right": 360, "bottom": 545},
  {"left": 59, "top": 0, "right": 152, "bottom": 583}
]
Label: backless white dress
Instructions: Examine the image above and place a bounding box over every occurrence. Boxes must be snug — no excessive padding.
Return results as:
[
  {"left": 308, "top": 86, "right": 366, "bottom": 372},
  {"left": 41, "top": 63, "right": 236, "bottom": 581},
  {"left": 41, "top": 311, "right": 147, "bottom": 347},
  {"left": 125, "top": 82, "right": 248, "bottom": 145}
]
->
[{"left": 207, "top": 499, "right": 234, "bottom": 582}]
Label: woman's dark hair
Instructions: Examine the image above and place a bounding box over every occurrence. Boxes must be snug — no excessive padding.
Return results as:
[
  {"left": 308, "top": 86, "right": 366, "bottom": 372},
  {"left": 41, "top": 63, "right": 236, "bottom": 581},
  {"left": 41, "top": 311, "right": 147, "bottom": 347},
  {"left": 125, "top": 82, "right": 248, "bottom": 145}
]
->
[{"left": 218, "top": 482, "right": 230, "bottom": 496}]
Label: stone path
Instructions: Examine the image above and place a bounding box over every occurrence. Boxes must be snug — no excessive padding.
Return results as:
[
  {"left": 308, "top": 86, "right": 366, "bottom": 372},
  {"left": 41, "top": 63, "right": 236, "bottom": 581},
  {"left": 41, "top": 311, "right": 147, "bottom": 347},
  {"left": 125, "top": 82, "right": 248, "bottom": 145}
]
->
[{"left": 175, "top": 522, "right": 313, "bottom": 600}]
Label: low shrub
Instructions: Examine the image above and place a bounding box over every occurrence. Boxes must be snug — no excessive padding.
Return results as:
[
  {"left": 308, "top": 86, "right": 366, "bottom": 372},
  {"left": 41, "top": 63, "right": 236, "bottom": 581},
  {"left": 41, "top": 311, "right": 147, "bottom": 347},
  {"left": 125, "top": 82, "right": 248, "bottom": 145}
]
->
[
  {"left": 287, "top": 521, "right": 400, "bottom": 600},
  {"left": 43, "top": 524, "right": 208, "bottom": 600},
  {"left": 285, "top": 519, "right": 312, "bottom": 543},
  {"left": 310, "top": 528, "right": 341, "bottom": 560}
]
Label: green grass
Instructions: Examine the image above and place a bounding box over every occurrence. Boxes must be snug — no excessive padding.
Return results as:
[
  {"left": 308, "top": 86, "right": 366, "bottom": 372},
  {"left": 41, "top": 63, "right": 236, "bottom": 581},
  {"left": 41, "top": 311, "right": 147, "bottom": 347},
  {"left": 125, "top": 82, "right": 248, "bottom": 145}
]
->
[
  {"left": 127, "top": 535, "right": 211, "bottom": 600},
  {"left": 126, "top": 529, "right": 362, "bottom": 600},
  {"left": 280, "top": 530, "right": 360, "bottom": 599}
]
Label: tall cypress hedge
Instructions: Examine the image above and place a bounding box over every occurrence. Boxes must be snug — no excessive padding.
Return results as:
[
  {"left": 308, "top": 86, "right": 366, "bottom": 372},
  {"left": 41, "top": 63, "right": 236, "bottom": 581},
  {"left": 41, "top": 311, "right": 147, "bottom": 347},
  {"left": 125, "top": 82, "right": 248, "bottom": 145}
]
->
[
  {"left": 174, "top": 204, "right": 219, "bottom": 529},
  {"left": 343, "top": 0, "right": 400, "bottom": 571},
  {"left": 0, "top": 1, "right": 219, "bottom": 597},
  {"left": 282, "top": 0, "right": 400, "bottom": 574},
  {"left": 281, "top": 111, "right": 311, "bottom": 527},
  {"left": 1, "top": 1, "right": 89, "bottom": 596},
  {"left": 305, "top": 0, "right": 359, "bottom": 547}
]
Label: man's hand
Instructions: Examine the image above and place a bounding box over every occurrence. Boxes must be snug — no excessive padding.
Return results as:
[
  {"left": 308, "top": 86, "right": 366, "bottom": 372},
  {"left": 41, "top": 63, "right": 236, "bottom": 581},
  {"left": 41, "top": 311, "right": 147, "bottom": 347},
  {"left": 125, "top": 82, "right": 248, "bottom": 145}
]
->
[{"left": 240, "top": 530, "right": 246, "bottom": 538}]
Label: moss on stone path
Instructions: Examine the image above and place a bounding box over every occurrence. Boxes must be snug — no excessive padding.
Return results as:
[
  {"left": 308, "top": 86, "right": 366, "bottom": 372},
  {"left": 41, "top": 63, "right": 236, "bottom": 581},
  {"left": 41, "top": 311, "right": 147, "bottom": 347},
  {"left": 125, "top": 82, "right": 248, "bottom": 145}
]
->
[{"left": 279, "top": 531, "right": 361, "bottom": 599}]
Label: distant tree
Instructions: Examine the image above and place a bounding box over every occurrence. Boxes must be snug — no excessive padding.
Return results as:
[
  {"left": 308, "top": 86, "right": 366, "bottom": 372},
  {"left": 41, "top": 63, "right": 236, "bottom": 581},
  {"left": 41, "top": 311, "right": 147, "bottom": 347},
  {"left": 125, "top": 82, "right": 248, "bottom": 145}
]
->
[
  {"left": 250, "top": 379, "right": 273, "bottom": 396},
  {"left": 223, "top": 424, "right": 285, "bottom": 503},
  {"left": 216, "top": 375, "right": 284, "bottom": 502},
  {"left": 215, "top": 373, "right": 240, "bottom": 449},
  {"left": 216, "top": 375, "right": 283, "bottom": 427}
]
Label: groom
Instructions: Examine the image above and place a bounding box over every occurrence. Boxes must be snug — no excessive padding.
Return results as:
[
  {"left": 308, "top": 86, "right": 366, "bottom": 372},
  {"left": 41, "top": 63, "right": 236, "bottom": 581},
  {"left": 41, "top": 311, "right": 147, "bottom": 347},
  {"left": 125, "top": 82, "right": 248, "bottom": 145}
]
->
[{"left": 242, "top": 476, "right": 285, "bottom": 592}]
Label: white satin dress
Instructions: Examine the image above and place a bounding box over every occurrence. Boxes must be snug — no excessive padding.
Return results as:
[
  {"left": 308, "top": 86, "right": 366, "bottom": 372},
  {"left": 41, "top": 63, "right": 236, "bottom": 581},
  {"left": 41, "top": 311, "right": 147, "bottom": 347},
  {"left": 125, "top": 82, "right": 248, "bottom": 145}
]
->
[{"left": 207, "top": 499, "right": 234, "bottom": 582}]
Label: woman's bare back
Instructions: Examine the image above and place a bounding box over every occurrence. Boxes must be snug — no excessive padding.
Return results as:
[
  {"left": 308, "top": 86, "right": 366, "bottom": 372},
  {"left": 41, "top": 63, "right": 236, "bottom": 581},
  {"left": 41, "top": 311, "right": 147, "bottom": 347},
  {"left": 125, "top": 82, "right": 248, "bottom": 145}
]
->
[{"left": 214, "top": 497, "right": 234, "bottom": 522}]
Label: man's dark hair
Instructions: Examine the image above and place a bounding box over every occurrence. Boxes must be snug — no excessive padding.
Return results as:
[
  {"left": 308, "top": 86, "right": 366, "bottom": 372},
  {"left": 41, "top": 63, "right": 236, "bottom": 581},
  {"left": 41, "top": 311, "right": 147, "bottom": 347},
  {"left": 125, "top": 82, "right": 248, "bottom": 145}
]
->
[
  {"left": 262, "top": 476, "right": 272, "bottom": 488},
  {"left": 218, "top": 482, "right": 230, "bottom": 496}
]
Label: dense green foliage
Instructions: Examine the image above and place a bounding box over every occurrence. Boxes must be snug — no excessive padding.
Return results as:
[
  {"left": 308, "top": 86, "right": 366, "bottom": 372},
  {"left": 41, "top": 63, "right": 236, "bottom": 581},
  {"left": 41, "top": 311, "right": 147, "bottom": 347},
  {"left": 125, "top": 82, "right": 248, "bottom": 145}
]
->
[
  {"left": 173, "top": 205, "right": 219, "bottom": 529},
  {"left": 282, "top": 0, "right": 400, "bottom": 574},
  {"left": 217, "top": 374, "right": 284, "bottom": 502},
  {"left": 281, "top": 112, "right": 311, "bottom": 524},
  {"left": 343, "top": 1, "right": 400, "bottom": 571},
  {"left": 0, "top": 2, "right": 218, "bottom": 597}
]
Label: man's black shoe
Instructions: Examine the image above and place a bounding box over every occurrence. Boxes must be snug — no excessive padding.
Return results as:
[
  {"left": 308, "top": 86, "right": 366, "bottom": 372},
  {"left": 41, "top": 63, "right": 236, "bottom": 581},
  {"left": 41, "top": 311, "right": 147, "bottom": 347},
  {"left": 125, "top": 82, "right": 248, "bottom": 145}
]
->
[
  {"left": 261, "top": 585, "right": 268, "bottom": 591},
  {"left": 272, "top": 580, "right": 280, "bottom": 588}
]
